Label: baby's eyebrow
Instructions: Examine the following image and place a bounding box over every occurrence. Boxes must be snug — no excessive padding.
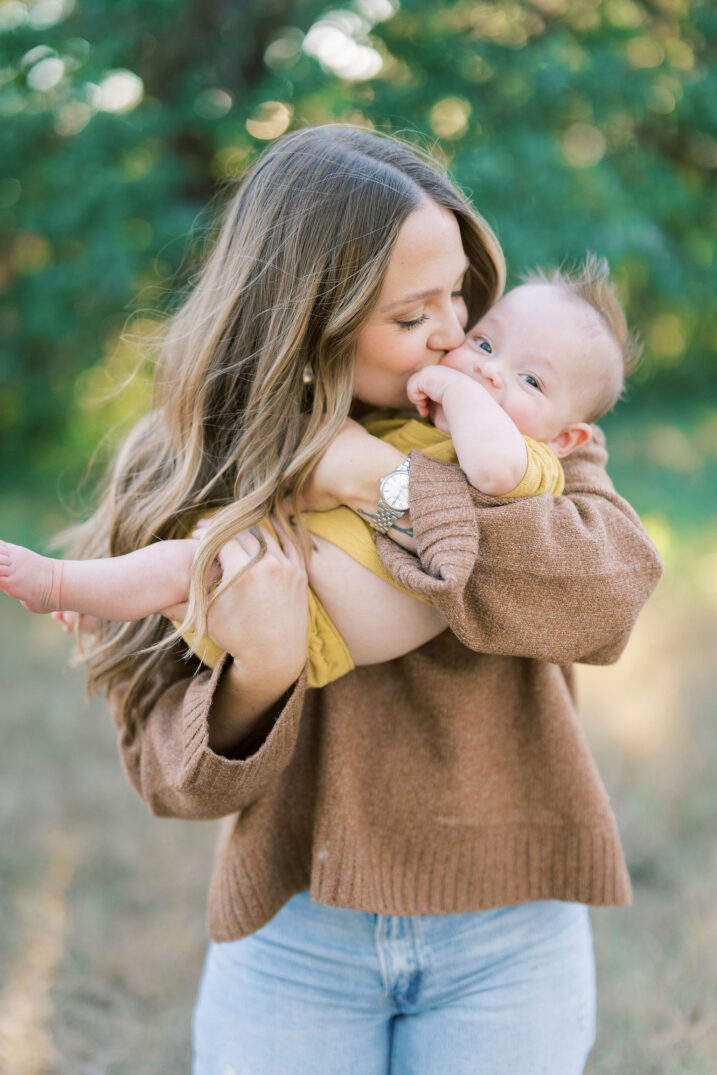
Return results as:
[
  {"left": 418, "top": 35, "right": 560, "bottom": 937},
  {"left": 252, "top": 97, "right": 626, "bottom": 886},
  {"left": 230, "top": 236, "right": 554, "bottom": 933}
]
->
[
  {"left": 472, "top": 312, "right": 502, "bottom": 333},
  {"left": 532, "top": 353, "right": 558, "bottom": 383}
]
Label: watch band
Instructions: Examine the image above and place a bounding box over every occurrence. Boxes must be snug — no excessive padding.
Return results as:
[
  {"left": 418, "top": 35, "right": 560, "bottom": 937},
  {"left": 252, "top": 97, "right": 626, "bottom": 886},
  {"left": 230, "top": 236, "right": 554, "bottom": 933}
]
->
[
  {"left": 370, "top": 457, "right": 411, "bottom": 534},
  {"left": 372, "top": 500, "right": 405, "bottom": 534}
]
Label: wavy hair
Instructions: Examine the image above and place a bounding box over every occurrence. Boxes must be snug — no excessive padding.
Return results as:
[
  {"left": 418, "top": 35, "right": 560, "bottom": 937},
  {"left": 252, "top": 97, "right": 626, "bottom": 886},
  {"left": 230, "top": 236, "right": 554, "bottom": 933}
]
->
[{"left": 61, "top": 125, "right": 505, "bottom": 733}]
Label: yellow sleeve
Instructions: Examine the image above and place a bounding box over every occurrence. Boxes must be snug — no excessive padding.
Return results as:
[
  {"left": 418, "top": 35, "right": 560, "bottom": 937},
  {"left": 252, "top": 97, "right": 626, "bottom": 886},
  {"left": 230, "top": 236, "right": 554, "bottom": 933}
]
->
[{"left": 504, "top": 437, "right": 565, "bottom": 497}]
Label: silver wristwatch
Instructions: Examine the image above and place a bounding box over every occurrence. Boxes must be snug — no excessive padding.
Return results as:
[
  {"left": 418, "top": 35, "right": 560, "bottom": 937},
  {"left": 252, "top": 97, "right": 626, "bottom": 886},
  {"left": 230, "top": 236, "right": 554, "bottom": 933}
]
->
[{"left": 370, "top": 456, "right": 411, "bottom": 534}]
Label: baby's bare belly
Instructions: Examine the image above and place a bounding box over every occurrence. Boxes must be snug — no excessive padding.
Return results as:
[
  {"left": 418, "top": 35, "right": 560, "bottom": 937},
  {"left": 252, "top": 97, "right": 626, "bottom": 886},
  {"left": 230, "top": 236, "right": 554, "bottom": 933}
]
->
[{"left": 308, "top": 534, "right": 446, "bottom": 665}]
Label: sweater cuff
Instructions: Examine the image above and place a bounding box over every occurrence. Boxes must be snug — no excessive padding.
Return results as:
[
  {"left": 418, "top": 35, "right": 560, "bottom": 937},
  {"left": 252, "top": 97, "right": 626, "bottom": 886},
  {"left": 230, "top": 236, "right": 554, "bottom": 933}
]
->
[
  {"left": 179, "top": 653, "right": 309, "bottom": 801},
  {"left": 375, "top": 450, "right": 480, "bottom": 597}
]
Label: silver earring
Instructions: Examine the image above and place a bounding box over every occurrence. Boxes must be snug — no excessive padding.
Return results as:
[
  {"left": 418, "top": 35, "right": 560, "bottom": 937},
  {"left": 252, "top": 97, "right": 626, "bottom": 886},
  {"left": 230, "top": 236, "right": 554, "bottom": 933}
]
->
[{"left": 302, "top": 365, "right": 315, "bottom": 385}]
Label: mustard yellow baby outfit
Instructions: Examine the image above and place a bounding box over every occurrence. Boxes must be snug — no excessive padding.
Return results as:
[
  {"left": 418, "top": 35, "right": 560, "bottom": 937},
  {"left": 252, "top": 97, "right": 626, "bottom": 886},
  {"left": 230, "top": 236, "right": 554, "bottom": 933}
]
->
[{"left": 177, "top": 418, "right": 564, "bottom": 688}]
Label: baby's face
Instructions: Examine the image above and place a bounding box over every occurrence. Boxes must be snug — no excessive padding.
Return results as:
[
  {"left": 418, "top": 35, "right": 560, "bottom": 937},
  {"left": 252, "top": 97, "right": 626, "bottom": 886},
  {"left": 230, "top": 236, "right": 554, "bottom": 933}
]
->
[{"left": 441, "top": 283, "right": 616, "bottom": 447}]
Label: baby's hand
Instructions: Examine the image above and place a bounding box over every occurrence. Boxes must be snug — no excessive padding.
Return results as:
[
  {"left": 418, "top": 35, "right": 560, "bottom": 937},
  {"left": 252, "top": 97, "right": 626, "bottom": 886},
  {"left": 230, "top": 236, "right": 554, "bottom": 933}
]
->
[
  {"left": 406, "top": 365, "right": 468, "bottom": 419},
  {"left": 51, "top": 610, "right": 101, "bottom": 634}
]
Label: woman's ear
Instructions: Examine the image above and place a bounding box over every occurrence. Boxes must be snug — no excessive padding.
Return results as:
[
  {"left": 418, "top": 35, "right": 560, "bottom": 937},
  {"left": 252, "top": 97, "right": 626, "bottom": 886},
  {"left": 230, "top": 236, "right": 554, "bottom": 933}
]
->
[{"left": 547, "top": 422, "right": 592, "bottom": 459}]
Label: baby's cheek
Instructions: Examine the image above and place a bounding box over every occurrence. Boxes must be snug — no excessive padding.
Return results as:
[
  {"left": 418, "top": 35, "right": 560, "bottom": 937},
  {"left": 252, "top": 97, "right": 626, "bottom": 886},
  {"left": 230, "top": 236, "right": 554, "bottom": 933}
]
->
[{"left": 439, "top": 342, "right": 475, "bottom": 371}]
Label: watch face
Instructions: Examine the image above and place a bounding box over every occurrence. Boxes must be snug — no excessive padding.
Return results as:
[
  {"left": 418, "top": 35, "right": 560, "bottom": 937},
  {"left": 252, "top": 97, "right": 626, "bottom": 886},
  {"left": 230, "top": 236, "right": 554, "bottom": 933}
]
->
[{"left": 381, "top": 471, "right": 410, "bottom": 512}]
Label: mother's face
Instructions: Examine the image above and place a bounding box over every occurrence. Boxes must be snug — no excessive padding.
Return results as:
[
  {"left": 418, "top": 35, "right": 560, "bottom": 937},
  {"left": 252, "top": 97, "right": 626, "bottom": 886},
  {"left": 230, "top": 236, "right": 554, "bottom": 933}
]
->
[{"left": 352, "top": 199, "right": 469, "bottom": 409}]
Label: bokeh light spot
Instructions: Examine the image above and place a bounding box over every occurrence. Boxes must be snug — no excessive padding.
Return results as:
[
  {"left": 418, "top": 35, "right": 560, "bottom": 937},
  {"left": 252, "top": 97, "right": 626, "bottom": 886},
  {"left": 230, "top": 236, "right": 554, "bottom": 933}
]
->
[
  {"left": 561, "top": 123, "right": 606, "bottom": 167},
  {"left": 0, "top": 3, "right": 28, "bottom": 31},
  {"left": 13, "top": 234, "right": 52, "bottom": 274},
  {"left": 54, "top": 100, "right": 92, "bottom": 135},
  {"left": 604, "top": 0, "right": 644, "bottom": 28},
  {"left": 28, "top": 0, "right": 75, "bottom": 30},
  {"left": 194, "top": 89, "right": 233, "bottom": 119},
  {"left": 21, "top": 45, "right": 56, "bottom": 70},
  {"left": 303, "top": 11, "right": 383, "bottom": 80},
  {"left": 648, "top": 312, "right": 685, "bottom": 362},
  {"left": 664, "top": 36, "right": 694, "bottom": 70},
  {"left": 528, "top": 0, "right": 566, "bottom": 12},
  {"left": 97, "top": 70, "right": 144, "bottom": 114},
  {"left": 646, "top": 425, "right": 700, "bottom": 474},
  {"left": 648, "top": 84, "right": 675, "bottom": 114},
  {"left": 429, "top": 97, "right": 471, "bottom": 140},
  {"left": 264, "top": 28, "right": 304, "bottom": 70},
  {"left": 122, "top": 146, "right": 156, "bottom": 181},
  {"left": 353, "top": 0, "right": 396, "bottom": 20},
  {"left": 211, "top": 144, "right": 252, "bottom": 180},
  {"left": 246, "top": 101, "right": 293, "bottom": 141},
  {"left": 26, "top": 56, "right": 65, "bottom": 91},
  {"left": 627, "top": 36, "right": 664, "bottom": 68},
  {"left": 641, "top": 513, "right": 673, "bottom": 562}
]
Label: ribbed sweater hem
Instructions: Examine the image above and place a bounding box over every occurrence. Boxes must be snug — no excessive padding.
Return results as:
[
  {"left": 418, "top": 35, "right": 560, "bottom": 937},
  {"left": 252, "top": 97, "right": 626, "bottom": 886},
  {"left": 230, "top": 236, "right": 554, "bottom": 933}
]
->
[{"left": 207, "top": 821, "right": 632, "bottom": 942}]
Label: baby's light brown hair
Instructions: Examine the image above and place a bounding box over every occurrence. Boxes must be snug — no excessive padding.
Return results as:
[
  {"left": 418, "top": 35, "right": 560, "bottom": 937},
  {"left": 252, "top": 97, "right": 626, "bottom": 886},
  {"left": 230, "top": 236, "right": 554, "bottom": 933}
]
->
[{"left": 523, "top": 253, "right": 642, "bottom": 422}]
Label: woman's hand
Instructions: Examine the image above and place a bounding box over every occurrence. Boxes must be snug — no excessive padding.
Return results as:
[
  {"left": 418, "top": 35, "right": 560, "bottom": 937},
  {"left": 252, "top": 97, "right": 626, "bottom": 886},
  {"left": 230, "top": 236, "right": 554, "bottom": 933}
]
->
[
  {"left": 172, "top": 516, "right": 309, "bottom": 689},
  {"left": 51, "top": 610, "right": 101, "bottom": 634}
]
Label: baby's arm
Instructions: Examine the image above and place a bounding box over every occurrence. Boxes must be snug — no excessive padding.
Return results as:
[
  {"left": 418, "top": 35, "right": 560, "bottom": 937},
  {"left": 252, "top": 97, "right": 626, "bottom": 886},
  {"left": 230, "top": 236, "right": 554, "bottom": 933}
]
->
[
  {"left": 307, "top": 534, "right": 447, "bottom": 665},
  {"left": 407, "top": 366, "right": 528, "bottom": 495},
  {"left": 0, "top": 538, "right": 199, "bottom": 620}
]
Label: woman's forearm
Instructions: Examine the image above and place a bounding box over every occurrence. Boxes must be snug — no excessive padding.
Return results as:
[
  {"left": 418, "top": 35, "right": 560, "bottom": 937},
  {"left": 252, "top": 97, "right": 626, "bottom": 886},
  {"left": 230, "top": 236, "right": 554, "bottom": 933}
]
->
[
  {"left": 208, "top": 658, "right": 299, "bottom": 757},
  {"left": 336, "top": 437, "right": 418, "bottom": 551}
]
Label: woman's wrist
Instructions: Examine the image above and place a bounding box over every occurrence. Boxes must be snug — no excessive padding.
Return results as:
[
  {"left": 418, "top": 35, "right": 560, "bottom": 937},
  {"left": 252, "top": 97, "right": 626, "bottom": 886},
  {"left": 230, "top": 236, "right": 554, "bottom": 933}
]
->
[
  {"left": 208, "top": 657, "right": 303, "bottom": 757},
  {"left": 338, "top": 438, "right": 406, "bottom": 516}
]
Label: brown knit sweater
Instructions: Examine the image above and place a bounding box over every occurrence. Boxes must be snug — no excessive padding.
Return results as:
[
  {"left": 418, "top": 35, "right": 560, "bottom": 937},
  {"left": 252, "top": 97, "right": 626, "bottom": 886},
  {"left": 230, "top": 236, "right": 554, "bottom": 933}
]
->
[{"left": 109, "top": 428, "right": 662, "bottom": 941}]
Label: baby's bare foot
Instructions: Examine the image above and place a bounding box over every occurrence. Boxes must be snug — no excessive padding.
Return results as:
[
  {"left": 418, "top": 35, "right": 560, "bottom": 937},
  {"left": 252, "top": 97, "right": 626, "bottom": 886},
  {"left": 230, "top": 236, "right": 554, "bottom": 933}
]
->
[{"left": 0, "top": 540, "right": 64, "bottom": 614}]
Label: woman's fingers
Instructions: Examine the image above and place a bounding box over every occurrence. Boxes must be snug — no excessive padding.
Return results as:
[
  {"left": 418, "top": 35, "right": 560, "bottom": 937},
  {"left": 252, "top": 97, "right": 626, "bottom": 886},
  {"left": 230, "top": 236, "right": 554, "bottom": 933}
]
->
[
  {"left": 193, "top": 519, "right": 303, "bottom": 581},
  {"left": 51, "top": 610, "right": 76, "bottom": 633},
  {"left": 268, "top": 514, "right": 304, "bottom": 569},
  {"left": 50, "top": 610, "right": 101, "bottom": 634}
]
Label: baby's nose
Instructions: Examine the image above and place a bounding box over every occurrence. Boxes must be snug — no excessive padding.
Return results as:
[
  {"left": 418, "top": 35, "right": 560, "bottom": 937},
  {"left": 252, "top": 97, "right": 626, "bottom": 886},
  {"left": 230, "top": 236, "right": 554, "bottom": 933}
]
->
[{"left": 475, "top": 360, "right": 501, "bottom": 388}]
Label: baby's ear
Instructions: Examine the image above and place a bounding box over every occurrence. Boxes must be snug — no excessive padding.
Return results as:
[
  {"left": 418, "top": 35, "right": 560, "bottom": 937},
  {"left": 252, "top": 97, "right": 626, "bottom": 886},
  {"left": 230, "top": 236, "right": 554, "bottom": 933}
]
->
[{"left": 548, "top": 422, "right": 592, "bottom": 459}]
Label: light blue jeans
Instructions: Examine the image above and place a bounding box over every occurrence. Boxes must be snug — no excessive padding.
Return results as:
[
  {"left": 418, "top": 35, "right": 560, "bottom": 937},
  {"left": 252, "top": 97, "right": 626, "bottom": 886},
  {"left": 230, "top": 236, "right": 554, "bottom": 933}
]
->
[{"left": 193, "top": 891, "right": 596, "bottom": 1074}]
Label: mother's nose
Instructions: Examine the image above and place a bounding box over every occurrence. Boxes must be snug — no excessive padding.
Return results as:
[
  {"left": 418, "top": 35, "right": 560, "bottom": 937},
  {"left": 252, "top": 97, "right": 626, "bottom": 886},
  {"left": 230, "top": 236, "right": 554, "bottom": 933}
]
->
[{"left": 429, "top": 310, "right": 466, "bottom": 352}]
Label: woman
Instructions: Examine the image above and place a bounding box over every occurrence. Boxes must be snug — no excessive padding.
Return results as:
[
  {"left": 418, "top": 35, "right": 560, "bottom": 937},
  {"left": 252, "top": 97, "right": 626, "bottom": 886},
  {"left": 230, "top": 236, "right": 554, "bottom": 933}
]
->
[{"left": 62, "top": 127, "right": 661, "bottom": 1072}]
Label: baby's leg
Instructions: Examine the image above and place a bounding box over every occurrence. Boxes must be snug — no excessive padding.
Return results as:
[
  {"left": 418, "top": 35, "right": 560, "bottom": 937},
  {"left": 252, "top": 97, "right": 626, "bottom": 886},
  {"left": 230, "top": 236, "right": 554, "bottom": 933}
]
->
[
  {"left": 0, "top": 538, "right": 199, "bottom": 620},
  {"left": 307, "top": 535, "right": 446, "bottom": 666}
]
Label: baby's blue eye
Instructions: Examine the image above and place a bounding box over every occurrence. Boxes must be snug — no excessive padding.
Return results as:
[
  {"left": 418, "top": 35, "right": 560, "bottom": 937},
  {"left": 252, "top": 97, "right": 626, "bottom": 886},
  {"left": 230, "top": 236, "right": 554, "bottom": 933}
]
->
[
  {"left": 478, "top": 340, "right": 492, "bottom": 353},
  {"left": 521, "top": 373, "right": 540, "bottom": 389}
]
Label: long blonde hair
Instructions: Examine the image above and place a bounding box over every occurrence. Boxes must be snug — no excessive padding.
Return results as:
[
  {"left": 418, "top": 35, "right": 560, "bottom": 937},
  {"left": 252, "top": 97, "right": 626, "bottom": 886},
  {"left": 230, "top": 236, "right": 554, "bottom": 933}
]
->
[{"left": 63, "top": 126, "right": 505, "bottom": 732}]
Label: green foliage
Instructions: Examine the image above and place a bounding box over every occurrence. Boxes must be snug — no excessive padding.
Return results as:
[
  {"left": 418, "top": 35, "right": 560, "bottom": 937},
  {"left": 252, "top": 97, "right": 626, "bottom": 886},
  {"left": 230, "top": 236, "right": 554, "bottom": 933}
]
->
[{"left": 0, "top": 0, "right": 715, "bottom": 482}]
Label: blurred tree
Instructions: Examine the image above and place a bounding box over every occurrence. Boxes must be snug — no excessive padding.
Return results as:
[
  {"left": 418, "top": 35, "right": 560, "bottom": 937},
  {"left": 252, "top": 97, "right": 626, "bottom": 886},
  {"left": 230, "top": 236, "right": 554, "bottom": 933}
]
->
[{"left": 0, "top": 0, "right": 714, "bottom": 483}]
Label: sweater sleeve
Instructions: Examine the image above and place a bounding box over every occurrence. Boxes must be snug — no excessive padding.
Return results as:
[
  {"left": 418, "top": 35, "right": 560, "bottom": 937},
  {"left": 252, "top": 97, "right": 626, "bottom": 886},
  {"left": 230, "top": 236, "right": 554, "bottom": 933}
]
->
[
  {"left": 108, "top": 652, "right": 309, "bottom": 821},
  {"left": 375, "top": 427, "right": 663, "bottom": 666}
]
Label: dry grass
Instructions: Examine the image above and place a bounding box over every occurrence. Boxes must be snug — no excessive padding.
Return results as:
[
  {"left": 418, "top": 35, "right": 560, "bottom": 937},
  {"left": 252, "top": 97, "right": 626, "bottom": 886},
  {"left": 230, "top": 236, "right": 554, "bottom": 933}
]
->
[
  {"left": 0, "top": 556, "right": 715, "bottom": 1073},
  {"left": 0, "top": 601, "right": 215, "bottom": 1073}
]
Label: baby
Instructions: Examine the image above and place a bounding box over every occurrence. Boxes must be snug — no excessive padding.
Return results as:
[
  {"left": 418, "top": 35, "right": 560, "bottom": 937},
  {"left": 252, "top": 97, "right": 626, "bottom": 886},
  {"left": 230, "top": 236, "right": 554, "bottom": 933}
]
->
[{"left": 0, "top": 256, "right": 638, "bottom": 684}]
